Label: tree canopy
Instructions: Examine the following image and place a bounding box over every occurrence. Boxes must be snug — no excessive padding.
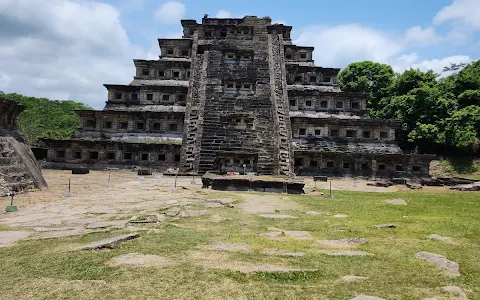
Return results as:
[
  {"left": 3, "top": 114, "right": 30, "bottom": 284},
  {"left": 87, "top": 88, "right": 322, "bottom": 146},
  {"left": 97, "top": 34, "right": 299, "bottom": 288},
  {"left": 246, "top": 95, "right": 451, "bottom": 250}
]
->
[
  {"left": 338, "top": 61, "right": 395, "bottom": 115},
  {"left": 338, "top": 59, "right": 480, "bottom": 155},
  {"left": 0, "top": 92, "right": 92, "bottom": 146}
]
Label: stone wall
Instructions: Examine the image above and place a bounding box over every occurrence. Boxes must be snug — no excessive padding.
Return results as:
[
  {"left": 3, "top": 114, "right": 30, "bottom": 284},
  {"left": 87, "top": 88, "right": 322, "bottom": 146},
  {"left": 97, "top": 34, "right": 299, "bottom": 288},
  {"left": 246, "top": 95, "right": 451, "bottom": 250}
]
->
[
  {"left": 44, "top": 139, "right": 181, "bottom": 170},
  {"left": 293, "top": 152, "right": 433, "bottom": 178},
  {"left": 0, "top": 99, "right": 48, "bottom": 194},
  {"left": 290, "top": 118, "right": 397, "bottom": 141},
  {"left": 75, "top": 110, "right": 185, "bottom": 136}
]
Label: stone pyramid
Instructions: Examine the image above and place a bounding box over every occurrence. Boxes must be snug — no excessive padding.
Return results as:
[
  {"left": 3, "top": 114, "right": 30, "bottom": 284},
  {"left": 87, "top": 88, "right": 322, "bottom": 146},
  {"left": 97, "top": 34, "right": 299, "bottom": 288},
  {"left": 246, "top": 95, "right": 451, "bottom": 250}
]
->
[{"left": 0, "top": 98, "right": 47, "bottom": 196}]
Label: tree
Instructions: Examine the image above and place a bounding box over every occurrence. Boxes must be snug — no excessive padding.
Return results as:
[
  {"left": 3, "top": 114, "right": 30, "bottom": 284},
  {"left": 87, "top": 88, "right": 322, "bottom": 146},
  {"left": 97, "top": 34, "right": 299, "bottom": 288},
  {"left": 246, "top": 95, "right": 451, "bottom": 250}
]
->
[
  {"left": 390, "top": 69, "right": 437, "bottom": 96},
  {"left": 338, "top": 61, "right": 395, "bottom": 113},
  {"left": 443, "top": 62, "right": 467, "bottom": 73},
  {"left": 1, "top": 93, "right": 92, "bottom": 146},
  {"left": 452, "top": 60, "right": 480, "bottom": 96},
  {"left": 445, "top": 105, "right": 480, "bottom": 151}
]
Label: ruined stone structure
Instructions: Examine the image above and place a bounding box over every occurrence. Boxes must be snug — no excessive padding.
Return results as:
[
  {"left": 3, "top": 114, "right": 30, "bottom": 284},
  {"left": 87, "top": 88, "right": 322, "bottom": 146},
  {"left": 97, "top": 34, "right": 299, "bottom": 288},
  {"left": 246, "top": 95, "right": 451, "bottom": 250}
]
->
[
  {"left": 43, "top": 15, "right": 434, "bottom": 178},
  {"left": 0, "top": 99, "right": 48, "bottom": 195}
]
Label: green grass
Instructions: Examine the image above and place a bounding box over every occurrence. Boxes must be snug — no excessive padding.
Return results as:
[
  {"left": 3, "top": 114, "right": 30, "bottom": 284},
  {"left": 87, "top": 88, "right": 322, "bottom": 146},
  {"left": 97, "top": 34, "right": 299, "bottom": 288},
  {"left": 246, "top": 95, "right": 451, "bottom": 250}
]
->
[{"left": 1, "top": 189, "right": 479, "bottom": 299}]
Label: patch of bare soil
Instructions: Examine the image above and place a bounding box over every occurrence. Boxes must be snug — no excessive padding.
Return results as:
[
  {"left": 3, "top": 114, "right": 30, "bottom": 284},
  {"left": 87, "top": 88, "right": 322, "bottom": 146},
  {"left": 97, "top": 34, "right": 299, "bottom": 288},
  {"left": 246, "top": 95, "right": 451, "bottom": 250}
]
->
[
  {"left": 240, "top": 194, "right": 302, "bottom": 214},
  {"left": 108, "top": 253, "right": 171, "bottom": 268}
]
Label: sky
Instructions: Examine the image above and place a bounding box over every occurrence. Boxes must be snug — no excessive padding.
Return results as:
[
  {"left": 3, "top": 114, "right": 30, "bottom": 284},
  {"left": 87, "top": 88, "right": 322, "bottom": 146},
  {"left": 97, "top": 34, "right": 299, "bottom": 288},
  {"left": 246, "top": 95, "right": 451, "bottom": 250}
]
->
[{"left": 0, "top": 0, "right": 479, "bottom": 109}]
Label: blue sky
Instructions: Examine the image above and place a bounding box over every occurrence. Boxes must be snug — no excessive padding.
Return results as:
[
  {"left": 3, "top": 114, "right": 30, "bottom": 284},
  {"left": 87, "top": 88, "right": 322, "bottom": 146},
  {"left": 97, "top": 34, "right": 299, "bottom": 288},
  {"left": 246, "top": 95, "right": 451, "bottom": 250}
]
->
[{"left": 0, "top": 0, "right": 479, "bottom": 108}]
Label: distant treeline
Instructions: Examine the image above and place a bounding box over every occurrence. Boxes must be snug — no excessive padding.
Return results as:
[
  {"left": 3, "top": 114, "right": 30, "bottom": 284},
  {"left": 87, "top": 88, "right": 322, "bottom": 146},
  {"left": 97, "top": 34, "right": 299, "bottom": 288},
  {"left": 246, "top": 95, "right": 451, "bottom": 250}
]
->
[
  {"left": 0, "top": 92, "right": 92, "bottom": 146},
  {"left": 338, "top": 60, "right": 480, "bottom": 155}
]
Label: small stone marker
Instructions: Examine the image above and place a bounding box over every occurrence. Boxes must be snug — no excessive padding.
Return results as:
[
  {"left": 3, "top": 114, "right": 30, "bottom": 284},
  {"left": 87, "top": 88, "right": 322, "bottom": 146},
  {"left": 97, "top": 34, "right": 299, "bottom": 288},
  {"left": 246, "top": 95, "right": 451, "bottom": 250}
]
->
[
  {"left": 415, "top": 251, "right": 460, "bottom": 276},
  {"left": 78, "top": 233, "right": 140, "bottom": 250},
  {"left": 332, "top": 214, "right": 348, "bottom": 218},
  {"left": 385, "top": 199, "right": 407, "bottom": 205}
]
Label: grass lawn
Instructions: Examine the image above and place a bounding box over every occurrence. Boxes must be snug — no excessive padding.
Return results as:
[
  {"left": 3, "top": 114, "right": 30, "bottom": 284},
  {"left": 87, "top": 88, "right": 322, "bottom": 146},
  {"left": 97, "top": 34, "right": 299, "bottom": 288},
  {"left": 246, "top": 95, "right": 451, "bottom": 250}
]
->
[{"left": 1, "top": 188, "right": 479, "bottom": 299}]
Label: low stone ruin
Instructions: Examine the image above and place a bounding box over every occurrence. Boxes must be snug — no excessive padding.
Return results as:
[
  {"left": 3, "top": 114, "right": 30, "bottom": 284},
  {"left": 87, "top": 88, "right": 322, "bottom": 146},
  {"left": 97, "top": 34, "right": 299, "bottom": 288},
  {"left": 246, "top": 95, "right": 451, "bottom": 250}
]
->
[
  {"left": 201, "top": 173, "right": 305, "bottom": 194},
  {"left": 0, "top": 99, "right": 47, "bottom": 195}
]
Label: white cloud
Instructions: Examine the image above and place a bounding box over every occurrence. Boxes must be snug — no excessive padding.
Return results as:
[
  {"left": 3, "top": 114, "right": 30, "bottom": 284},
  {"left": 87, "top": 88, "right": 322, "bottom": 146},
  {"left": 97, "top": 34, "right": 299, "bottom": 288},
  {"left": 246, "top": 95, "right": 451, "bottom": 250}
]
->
[
  {"left": 293, "top": 22, "right": 474, "bottom": 77},
  {"left": 0, "top": 72, "right": 12, "bottom": 89},
  {"left": 433, "top": 0, "right": 480, "bottom": 29},
  {"left": 403, "top": 26, "right": 441, "bottom": 46},
  {"left": 216, "top": 10, "right": 231, "bottom": 18},
  {"left": 294, "top": 24, "right": 403, "bottom": 67},
  {"left": 0, "top": 0, "right": 147, "bottom": 109},
  {"left": 389, "top": 53, "right": 420, "bottom": 72},
  {"left": 154, "top": 1, "right": 185, "bottom": 24},
  {"left": 411, "top": 55, "right": 472, "bottom": 76}
]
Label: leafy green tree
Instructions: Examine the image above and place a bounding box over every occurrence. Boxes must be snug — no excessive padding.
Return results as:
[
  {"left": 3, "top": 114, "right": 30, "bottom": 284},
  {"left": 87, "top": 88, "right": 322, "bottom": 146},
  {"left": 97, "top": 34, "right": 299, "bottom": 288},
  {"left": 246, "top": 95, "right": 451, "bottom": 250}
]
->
[
  {"left": 458, "top": 90, "right": 480, "bottom": 107},
  {"left": 452, "top": 60, "right": 480, "bottom": 96},
  {"left": 1, "top": 93, "right": 92, "bottom": 146},
  {"left": 390, "top": 69, "right": 437, "bottom": 96},
  {"left": 338, "top": 61, "right": 395, "bottom": 113},
  {"left": 445, "top": 105, "right": 480, "bottom": 150}
]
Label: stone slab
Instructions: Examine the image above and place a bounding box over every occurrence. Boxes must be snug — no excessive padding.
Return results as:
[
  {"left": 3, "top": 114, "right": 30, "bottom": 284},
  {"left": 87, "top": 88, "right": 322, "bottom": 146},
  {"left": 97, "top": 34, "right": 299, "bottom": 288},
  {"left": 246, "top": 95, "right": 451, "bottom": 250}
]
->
[
  {"left": 416, "top": 251, "right": 460, "bottom": 276},
  {"left": 385, "top": 199, "right": 407, "bottom": 205},
  {"left": 177, "top": 210, "right": 210, "bottom": 218},
  {"left": 86, "top": 220, "right": 128, "bottom": 229},
  {"left": 263, "top": 249, "right": 305, "bottom": 257},
  {"left": 351, "top": 296, "right": 386, "bottom": 300},
  {"left": 206, "top": 243, "right": 251, "bottom": 252},
  {"left": 315, "top": 238, "right": 367, "bottom": 248},
  {"left": 31, "top": 229, "right": 86, "bottom": 240},
  {"left": 0, "top": 231, "right": 31, "bottom": 247},
  {"left": 427, "top": 234, "right": 456, "bottom": 244},
  {"left": 442, "top": 286, "right": 467, "bottom": 300},
  {"left": 108, "top": 253, "right": 170, "bottom": 268},
  {"left": 321, "top": 250, "right": 373, "bottom": 256},
  {"left": 78, "top": 233, "right": 140, "bottom": 250}
]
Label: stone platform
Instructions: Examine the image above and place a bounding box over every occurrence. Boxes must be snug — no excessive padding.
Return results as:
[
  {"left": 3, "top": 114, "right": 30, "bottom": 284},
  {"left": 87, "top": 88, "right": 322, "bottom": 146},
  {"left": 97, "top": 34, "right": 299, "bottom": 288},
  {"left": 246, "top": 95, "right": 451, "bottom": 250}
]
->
[{"left": 201, "top": 174, "right": 305, "bottom": 194}]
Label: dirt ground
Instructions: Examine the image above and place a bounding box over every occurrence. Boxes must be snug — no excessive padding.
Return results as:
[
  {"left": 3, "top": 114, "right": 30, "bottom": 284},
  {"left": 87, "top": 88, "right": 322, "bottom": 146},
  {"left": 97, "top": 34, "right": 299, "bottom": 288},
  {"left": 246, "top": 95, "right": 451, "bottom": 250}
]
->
[{"left": 2, "top": 170, "right": 449, "bottom": 209}]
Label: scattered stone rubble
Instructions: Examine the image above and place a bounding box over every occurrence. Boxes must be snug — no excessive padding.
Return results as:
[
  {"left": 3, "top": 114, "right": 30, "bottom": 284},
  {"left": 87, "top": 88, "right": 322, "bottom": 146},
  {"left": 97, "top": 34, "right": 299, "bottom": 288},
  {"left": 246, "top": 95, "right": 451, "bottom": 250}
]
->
[{"left": 416, "top": 251, "right": 460, "bottom": 277}]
